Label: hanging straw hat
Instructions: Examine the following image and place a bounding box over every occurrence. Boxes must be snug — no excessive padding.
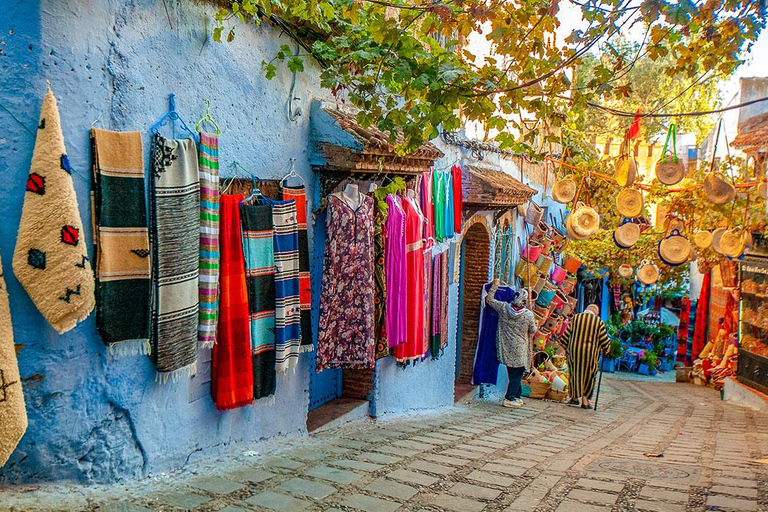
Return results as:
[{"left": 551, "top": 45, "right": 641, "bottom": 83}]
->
[
  {"left": 565, "top": 214, "right": 588, "bottom": 241},
  {"left": 636, "top": 260, "right": 660, "bottom": 285},
  {"left": 618, "top": 263, "right": 633, "bottom": 278},
  {"left": 711, "top": 227, "right": 727, "bottom": 254},
  {"left": 616, "top": 189, "right": 644, "bottom": 218},
  {"left": 704, "top": 174, "right": 735, "bottom": 204},
  {"left": 694, "top": 230, "right": 713, "bottom": 249},
  {"left": 720, "top": 229, "right": 745, "bottom": 259},
  {"left": 614, "top": 221, "right": 640, "bottom": 248},
  {"left": 570, "top": 203, "right": 600, "bottom": 238},
  {"left": 658, "top": 229, "right": 691, "bottom": 267},
  {"left": 552, "top": 175, "right": 577, "bottom": 204}
]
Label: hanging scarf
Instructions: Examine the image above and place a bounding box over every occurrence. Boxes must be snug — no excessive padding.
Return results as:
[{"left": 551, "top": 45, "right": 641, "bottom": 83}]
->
[
  {"left": 90, "top": 128, "right": 150, "bottom": 355},
  {"left": 385, "top": 194, "right": 407, "bottom": 349},
  {"left": 0, "top": 250, "right": 27, "bottom": 467},
  {"left": 13, "top": 87, "right": 94, "bottom": 334},
  {"left": 423, "top": 248, "right": 433, "bottom": 359},
  {"left": 444, "top": 171, "right": 455, "bottom": 238},
  {"left": 211, "top": 194, "right": 254, "bottom": 410},
  {"left": 149, "top": 134, "right": 200, "bottom": 382},
  {"left": 281, "top": 185, "right": 312, "bottom": 353},
  {"left": 677, "top": 298, "right": 691, "bottom": 365},
  {"left": 430, "top": 252, "right": 443, "bottom": 359},
  {"left": 452, "top": 164, "right": 463, "bottom": 234},
  {"left": 197, "top": 133, "right": 220, "bottom": 349},
  {"left": 272, "top": 200, "right": 305, "bottom": 372},
  {"left": 373, "top": 204, "right": 389, "bottom": 359},
  {"left": 240, "top": 203, "right": 276, "bottom": 400}
]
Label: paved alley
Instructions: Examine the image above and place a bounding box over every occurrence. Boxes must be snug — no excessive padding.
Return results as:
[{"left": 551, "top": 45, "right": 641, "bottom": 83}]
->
[{"left": 2, "top": 377, "right": 767, "bottom": 512}]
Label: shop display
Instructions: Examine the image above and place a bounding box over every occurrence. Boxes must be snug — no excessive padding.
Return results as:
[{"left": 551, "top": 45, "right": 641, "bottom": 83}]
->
[
  {"left": 13, "top": 86, "right": 94, "bottom": 334},
  {"left": 197, "top": 132, "right": 221, "bottom": 349},
  {"left": 430, "top": 253, "right": 443, "bottom": 358},
  {"left": 420, "top": 169, "right": 435, "bottom": 245},
  {"left": 90, "top": 128, "right": 151, "bottom": 354},
  {"left": 740, "top": 255, "right": 768, "bottom": 366}
]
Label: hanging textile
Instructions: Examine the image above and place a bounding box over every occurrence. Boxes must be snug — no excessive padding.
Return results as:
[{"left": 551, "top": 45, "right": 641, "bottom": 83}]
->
[
  {"left": 211, "top": 194, "right": 254, "bottom": 409},
  {"left": 444, "top": 171, "right": 455, "bottom": 239},
  {"left": 473, "top": 283, "right": 514, "bottom": 385},
  {"left": 0, "top": 250, "right": 27, "bottom": 467},
  {"left": 373, "top": 204, "right": 389, "bottom": 359},
  {"left": 240, "top": 203, "right": 277, "bottom": 400},
  {"left": 317, "top": 195, "right": 376, "bottom": 371},
  {"left": 281, "top": 185, "right": 312, "bottom": 353},
  {"left": 90, "top": 128, "right": 150, "bottom": 354},
  {"left": 423, "top": 248, "right": 433, "bottom": 359},
  {"left": 677, "top": 298, "right": 691, "bottom": 365},
  {"left": 440, "top": 250, "right": 450, "bottom": 352},
  {"left": 149, "top": 134, "right": 200, "bottom": 382},
  {"left": 393, "top": 196, "right": 425, "bottom": 364},
  {"left": 433, "top": 172, "right": 445, "bottom": 244},
  {"left": 452, "top": 164, "right": 463, "bottom": 234},
  {"left": 385, "top": 194, "right": 407, "bottom": 349},
  {"left": 430, "top": 252, "right": 442, "bottom": 359},
  {"left": 272, "top": 199, "right": 305, "bottom": 372},
  {"left": 708, "top": 277, "right": 729, "bottom": 347},
  {"left": 13, "top": 87, "right": 94, "bottom": 334},
  {"left": 197, "top": 132, "right": 220, "bottom": 349},
  {"left": 421, "top": 169, "right": 435, "bottom": 246}
]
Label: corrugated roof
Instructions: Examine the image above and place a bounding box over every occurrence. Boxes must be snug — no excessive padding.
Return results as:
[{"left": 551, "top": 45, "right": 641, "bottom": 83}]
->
[
  {"left": 731, "top": 112, "right": 768, "bottom": 150},
  {"left": 463, "top": 165, "right": 536, "bottom": 208}
]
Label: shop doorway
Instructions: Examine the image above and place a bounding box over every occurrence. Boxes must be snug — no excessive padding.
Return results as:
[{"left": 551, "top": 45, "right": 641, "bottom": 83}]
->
[{"left": 456, "top": 220, "right": 491, "bottom": 388}]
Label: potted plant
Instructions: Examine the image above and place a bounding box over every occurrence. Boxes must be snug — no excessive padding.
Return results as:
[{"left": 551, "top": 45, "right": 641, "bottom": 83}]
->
[
  {"left": 601, "top": 338, "right": 623, "bottom": 373},
  {"left": 638, "top": 352, "right": 658, "bottom": 375}
]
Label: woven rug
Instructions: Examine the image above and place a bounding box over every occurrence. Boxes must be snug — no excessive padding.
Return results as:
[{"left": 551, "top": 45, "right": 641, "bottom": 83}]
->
[
  {"left": 149, "top": 135, "right": 199, "bottom": 382},
  {"left": 13, "top": 86, "right": 94, "bottom": 334},
  {"left": 240, "top": 203, "right": 276, "bottom": 400},
  {"left": 197, "top": 133, "right": 220, "bottom": 349},
  {"left": 211, "top": 194, "right": 254, "bottom": 410},
  {"left": 0, "top": 251, "right": 27, "bottom": 467},
  {"left": 90, "top": 128, "right": 150, "bottom": 355},
  {"left": 272, "top": 200, "right": 305, "bottom": 372},
  {"left": 281, "top": 185, "right": 312, "bottom": 353}
]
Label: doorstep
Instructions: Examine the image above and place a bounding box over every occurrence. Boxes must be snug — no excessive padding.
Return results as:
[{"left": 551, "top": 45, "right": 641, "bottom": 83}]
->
[
  {"left": 307, "top": 398, "right": 370, "bottom": 433},
  {"left": 723, "top": 376, "right": 768, "bottom": 412},
  {"left": 454, "top": 383, "right": 477, "bottom": 403}
]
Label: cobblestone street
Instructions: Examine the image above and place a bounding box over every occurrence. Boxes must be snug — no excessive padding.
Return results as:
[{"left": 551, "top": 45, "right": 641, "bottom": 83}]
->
[{"left": 2, "top": 376, "right": 767, "bottom": 512}]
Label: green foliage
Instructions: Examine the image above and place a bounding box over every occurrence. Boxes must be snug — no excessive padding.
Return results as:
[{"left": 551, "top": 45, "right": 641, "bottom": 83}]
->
[
  {"left": 641, "top": 351, "right": 658, "bottom": 370},
  {"left": 608, "top": 337, "right": 624, "bottom": 360}
]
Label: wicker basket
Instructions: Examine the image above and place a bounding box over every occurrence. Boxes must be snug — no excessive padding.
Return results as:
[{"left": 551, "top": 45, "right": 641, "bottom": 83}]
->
[
  {"left": 525, "top": 379, "right": 551, "bottom": 399},
  {"left": 545, "top": 389, "right": 568, "bottom": 402}
]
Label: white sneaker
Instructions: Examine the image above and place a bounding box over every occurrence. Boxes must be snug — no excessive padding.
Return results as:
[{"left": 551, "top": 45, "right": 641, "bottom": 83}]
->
[
  {"left": 514, "top": 398, "right": 524, "bottom": 407},
  {"left": 502, "top": 399, "right": 516, "bottom": 408}
]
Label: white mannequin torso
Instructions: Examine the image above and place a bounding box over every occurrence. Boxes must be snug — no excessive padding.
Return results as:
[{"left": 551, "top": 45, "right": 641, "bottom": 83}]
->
[{"left": 333, "top": 183, "right": 362, "bottom": 210}]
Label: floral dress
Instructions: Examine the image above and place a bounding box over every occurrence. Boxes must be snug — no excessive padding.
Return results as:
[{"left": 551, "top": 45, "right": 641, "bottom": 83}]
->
[{"left": 316, "top": 194, "right": 375, "bottom": 371}]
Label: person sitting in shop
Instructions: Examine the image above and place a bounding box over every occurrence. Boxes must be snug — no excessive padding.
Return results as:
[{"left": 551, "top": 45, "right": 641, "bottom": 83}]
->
[
  {"left": 486, "top": 279, "right": 536, "bottom": 409},
  {"left": 561, "top": 304, "right": 610, "bottom": 409}
]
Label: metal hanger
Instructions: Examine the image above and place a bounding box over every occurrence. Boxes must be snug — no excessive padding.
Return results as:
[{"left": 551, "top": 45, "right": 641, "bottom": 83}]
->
[
  {"left": 280, "top": 158, "right": 305, "bottom": 187},
  {"left": 221, "top": 160, "right": 248, "bottom": 194},
  {"left": 150, "top": 94, "right": 196, "bottom": 139},
  {"left": 240, "top": 176, "right": 262, "bottom": 206},
  {"left": 195, "top": 99, "right": 221, "bottom": 135}
]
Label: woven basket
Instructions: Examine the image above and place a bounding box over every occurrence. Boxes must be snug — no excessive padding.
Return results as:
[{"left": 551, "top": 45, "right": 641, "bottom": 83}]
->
[
  {"left": 704, "top": 174, "right": 735, "bottom": 204},
  {"left": 720, "top": 229, "right": 745, "bottom": 258},
  {"left": 525, "top": 201, "right": 544, "bottom": 225},
  {"left": 614, "top": 221, "right": 640, "bottom": 248},
  {"left": 694, "top": 230, "right": 713, "bottom": 249},
  {"left": 658, "top": 229, "right": 691, "bottom": 267},
  {"left": 552, "top": 176, "right": 577, "bottom": 204},
  {"left": 656, "top": 156, "right": 686, "bottom": 186},
  {"left": 615, "top": 155, "right": 637, "bottom": 187},
  {"left": 570, "top": 203, "right": 600, "bottom": 238},
  {"left": 545, "top": 389, "right": 569, "bottom": 402},
  {"left": 526, "top": 380, "right": 551, "bottom": 399}
]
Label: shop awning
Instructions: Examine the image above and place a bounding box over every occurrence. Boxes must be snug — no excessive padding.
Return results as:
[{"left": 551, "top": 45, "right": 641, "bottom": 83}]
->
[
  {"left": 463, "top": 164, "right": 537, "bottom": 208},
  {"left": 731, "top": 112, "right": 768, "bottom": 152},
  {"left": 310, "top": 100, "right": 443, "bottom": 174}
]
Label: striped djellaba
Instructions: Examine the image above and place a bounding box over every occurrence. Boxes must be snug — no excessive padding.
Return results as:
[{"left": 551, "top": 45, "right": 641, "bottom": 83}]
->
[{"left": 561, "top": 312, "right": 610, "bottom": 400}]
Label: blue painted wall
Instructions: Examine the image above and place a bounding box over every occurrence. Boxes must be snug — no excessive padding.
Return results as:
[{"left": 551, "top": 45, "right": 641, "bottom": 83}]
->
[{"left": 0, "top": 0, "right": 337, "bottom": 484}]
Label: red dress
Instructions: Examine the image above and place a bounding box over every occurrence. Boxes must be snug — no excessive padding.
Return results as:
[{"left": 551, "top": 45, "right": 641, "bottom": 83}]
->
[
  {"left": 452, "top": 164, "right": 463, "bottom": 234},
  {"left": 393, "top": 196, "right": 425, "bottom": 363}
]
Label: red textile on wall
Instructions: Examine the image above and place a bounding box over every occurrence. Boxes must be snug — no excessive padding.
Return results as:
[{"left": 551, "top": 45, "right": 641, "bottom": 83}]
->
[
  {"left": 692, "top": 271, "right": 711, "bottom": 359},
  {"left": 452, "top": 164, "right": 463, "bottom": 233}
]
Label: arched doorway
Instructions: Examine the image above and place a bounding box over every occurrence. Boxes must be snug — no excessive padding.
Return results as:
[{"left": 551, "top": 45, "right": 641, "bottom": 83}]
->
[{"left": 456, "top": 217, "right": 491, "bottom": 386}]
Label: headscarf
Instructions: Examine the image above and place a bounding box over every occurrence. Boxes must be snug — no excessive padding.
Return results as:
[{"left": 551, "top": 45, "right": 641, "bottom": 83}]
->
[
  {"left": 585, "top": 304, "right": 599, "bottom": 315},
  {"left": 511, "top": 288, "right": 528, "bottom": 309}
]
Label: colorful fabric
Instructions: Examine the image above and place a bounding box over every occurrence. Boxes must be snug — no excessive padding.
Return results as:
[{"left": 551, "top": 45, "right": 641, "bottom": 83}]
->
[
  {"left": 373, "top": 204, "right": 389, "bottom": 359},
  {"left": 197, "top": 132, "right": 220, "bottom": 349},
  {"left": 240, "top": 203, "right": 276, "bottom": 400},
  {"left": 444, "top": 171, "right": 455, "bottom": 238},
  {"left": 393, "top": 197, "right": 425, "bottom": 364},
  {"left": 563, "top": 312, "right": 611, "bottom": 399},
  {"left": 691, "top": 272, "right": 712, "bottom": 359},
  {"left": 211, "top": 194, "right": 254, "bottom": 410},
  {"left": 317, "top": 195, "right": 376, "bottom": 371},
  {"left": 90, "top": 128, "right": 150, "bottom": 355},
  {"left": 473, "top": 283, "right": 513, "bottom": 384},
  {"left": 440, "top": 250, "right": 450, "bottom": 351},
  {"left": 281, "top": 185, "right": 312, "bottom": 353},
  {"left": 423, "top": 248, "right": 433, "bottom": 358},
  {"left": 430, "top": 252, "right": 443, "bottom": 358},
  {"left": 433, "top": 172, "right": 445, "bottom": 243},
  {"left": 452, "top": 164, "right": 463, "bottom": 234},
  {"left": 385, "top": 194, "right": 407, "bottom": 348},
  {"left": 421, "top": 170, "right": 435, "bottom": 246},
  {"left": 272, "top": 200, "right": 305, "bottom": 372},
  {"left": 709, "top": 277, "right": 729, "bottom": 346},
  {"left": 149, "top": 134, "right": 200, "bottom": 381},
  {"left": 13, "top": 87, "right": 94, "bottom": 334},
  {"left": 0, "top": 249, "right": 27, "bottom": 467},
  {"left": 677, "top": 298, "right": 691, "bottom": 365}
]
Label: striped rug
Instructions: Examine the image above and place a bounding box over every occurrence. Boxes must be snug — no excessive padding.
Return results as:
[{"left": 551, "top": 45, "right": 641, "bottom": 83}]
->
[
  {"left": 197, "top": 133, "right": 220, "bottom": 348},
  {"left": 281, "top": 185, "right": 313, "bottom": 354}
]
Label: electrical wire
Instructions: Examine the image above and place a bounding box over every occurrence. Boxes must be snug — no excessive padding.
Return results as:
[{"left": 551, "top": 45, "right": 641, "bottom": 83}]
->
[{"left": 587, "top": 94, "right": 768, "bottom": 118}]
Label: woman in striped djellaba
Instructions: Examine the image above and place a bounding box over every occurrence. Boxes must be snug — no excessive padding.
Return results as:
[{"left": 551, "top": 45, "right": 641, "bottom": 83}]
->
[{"left": 562, "top": 305, "right": 610, "bottom": 409}]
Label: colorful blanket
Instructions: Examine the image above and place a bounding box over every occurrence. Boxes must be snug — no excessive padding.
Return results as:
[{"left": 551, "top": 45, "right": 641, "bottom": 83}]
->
[
  {"left": 149, "top": 135, "right": 200, "bottom": 382},
  {"left": 90, "top": 128, "right": 150, "bottom": 355},
  {"left": 197, "top": 133, "right": 220, "bottom": 348},
  {"left": 281, "top": 186, "right": 312, "bottom": 353},
  {"left": 240, "top": 203, "right": 276, "bottom": 400}
]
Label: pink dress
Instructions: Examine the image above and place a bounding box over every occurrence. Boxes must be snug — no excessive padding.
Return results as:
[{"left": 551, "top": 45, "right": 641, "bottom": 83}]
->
[
  {"left": 421, "top": 170, "right": 435, "bottom": 247},
  {"left": 385, "top": 194, "right": 407, "bottom": 348},
  {"left": 393, "top": 196, "right": 425, "bottom": 363}
]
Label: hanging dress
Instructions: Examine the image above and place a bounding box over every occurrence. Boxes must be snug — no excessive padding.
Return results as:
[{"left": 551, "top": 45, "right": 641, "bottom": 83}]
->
[
  {"left": 393, "top": 196, "right": 425, "bottom": 364},
  {"left": 373, "top": 202, "right": 389, "bottom": 359},
  {"left": 444, "top": 171, "right": 455, "bottom": 239},
  {"left": 385, "top": 194, "right": 407, "bottom": 349},
  {"left": 316, "top": 194, "right": 376, "bottom": 371},
  {"left": 421, "top": 170, "right": 435, "bottom": 246},
  {"left": 433, "top": 172, "right": 445, "bottom": 244},
  {"left": 452, "top": 164, "right": 463, "bottom": 234}
]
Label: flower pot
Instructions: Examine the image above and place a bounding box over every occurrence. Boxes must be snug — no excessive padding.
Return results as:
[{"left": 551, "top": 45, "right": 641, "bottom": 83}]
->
[
  {"left": 638, "top": 363, "right": 650, "bottom": 375},
  {"left": 601, "top": 358, "right": 617, "bottom": 373}
]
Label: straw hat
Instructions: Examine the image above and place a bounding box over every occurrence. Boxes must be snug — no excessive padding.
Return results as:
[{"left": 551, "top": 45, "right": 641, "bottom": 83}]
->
[
  {"left": 615, "top": 155, "right": 637, "bottom": 187},
  {"left": 655, "top": 156, "right": 686, "bottom": 186},
  {"left": 570, "top": 204, "right": 600, "bottom": 238},
  {"left": 720, "top": 229, "right": 745, "bottom": 258},
  {"left": 658, "top": 229, "right": 691, "bottom": 267},
  {"left": 616, "top": 189, "right": 644, "bottom": 218},
  {"left": 565, "top": 214, "right": 588, "bottom": 241},
  {"left": 711, "top": 227, "right": 727, "bottom": 254},
  {"left": 618, "top": 263, "right": 633, "bottom": 278},
  {"left": 694, "top": 230, "right": 713, "bottom": 249},
  {"left": 614, "top": 221, "right": 640, "bottom": 248},
  {"left": 704, "top": 174, "right": 735, "bottom": 204},
  {"left": 636, "top": 260, "right": 660, "bottom": 285},
  {"left": 552, "top": 175, "right": 577, "bottom": 204}
]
